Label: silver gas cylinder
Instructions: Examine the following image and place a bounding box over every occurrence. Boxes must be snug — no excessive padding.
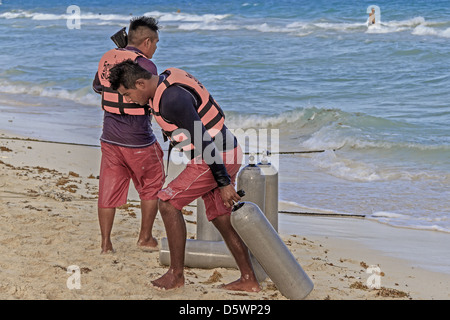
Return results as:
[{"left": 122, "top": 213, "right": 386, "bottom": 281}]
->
[
  {"left": 236, "top": 154, "right": 266, "bottom": 213},
  {"left": 231, "top": 201, "right": 314, "bottom": 300},
  {"left": 258, "top": 151, "right": 279, "bottom": 231}
]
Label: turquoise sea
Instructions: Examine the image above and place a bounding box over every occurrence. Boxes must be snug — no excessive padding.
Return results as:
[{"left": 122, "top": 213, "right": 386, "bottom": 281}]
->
[{"left": 0, "top": 0, "right": 449, "bottom": 245}]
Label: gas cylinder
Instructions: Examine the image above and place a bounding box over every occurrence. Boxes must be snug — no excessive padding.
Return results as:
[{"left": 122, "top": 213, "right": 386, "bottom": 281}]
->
[
  {"left": 231, "top": 201, "right": 314, "bottom": 300},
  {"left": 258, "top": 152, "right": 279, "bottom": 231},
  {"left": 159, "top": 238, "right": 236, "bottom": 269},
  {"left": 196, "top": 197, "right": 223, "bottom": 241},
  {"left": 237, "top": 154, "right": 266, "bottom": 213}
]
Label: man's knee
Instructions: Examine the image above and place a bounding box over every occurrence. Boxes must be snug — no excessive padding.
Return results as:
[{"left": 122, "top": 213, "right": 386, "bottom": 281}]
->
[
  {"left": 157, "top": 198, "right": 176, "bottom": 216},
  {"left": 211, "top": 213, "right": 232, "bottom": 230}
]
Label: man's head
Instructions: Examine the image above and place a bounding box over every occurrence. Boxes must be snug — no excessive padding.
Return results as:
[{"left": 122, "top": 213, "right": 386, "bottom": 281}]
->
[
  {"left": 109, "top": 59, "right": 154, "bottom": 105},
  {"left": 127, "top": 16, "right": 160, "bottom": 58}
]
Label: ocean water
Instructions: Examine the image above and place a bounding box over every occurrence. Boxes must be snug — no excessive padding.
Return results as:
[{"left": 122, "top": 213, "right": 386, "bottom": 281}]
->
[{"left": 1, "top": 0, "right": 449, "bottom": 236}]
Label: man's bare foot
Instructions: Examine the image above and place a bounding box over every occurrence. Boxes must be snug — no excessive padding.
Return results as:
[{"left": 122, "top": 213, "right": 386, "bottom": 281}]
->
[
  {"left": 220, "top": 278, "right": 261, "bottom": 292},
  {"left": 100, "top": 247, "right": 115, "bottom": 254},
  {"left": 151, "top": 270, "right": 185, "bottom": 290},
  {"left": 137, "top": 236, "right": 159, "bottom": 252},
  {"left": 100, "top": 241, "right": 115, "bottom": 254}
]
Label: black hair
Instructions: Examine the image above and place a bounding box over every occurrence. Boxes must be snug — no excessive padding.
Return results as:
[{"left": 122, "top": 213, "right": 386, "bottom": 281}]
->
[
  {"left": 108, "top": 59, "right": 152, "bottom": 91},
  {"left": 128, "top": 16, "right": 159, "bottom": 44}
]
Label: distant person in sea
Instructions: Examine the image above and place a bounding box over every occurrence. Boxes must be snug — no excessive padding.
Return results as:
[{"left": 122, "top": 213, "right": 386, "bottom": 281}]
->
[
  {"left": 92, "top": 16, "right": 165, "bottom": 254},
  {"left": 108, "top": 60, "right": 261, "bottom": 292},
  {"left": 368, "top": 7, "right": 376, "bottom": 25}
]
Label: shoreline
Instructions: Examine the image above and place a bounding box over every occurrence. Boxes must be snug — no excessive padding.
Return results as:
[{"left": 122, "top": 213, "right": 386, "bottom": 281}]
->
[
  {"left": 1, "top": 130, "right": 449, "bottom": 300},
  {"left": 279, "top": 212, "right": 450, "bottom": 276}
]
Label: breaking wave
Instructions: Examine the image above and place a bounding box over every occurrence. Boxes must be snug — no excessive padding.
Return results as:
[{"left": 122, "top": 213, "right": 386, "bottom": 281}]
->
[{"left": 2, "top": 9, "right": 450, "bottom": 38}]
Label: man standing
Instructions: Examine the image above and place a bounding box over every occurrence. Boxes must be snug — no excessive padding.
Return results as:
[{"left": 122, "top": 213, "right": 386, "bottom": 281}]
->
[
  {"left": 108, "top": 61, "right": 260, "bottom": 292},
  {"left": 92, "top": 17, "right": 164, "bottom": 254}
]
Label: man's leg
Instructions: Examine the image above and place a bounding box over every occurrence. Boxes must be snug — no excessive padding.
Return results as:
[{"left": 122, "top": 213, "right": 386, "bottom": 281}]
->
[
  {"left": 212, "top": 214, "right": 261, "bottom": 292},
  {"left": 137, "top": 199, "right": 159, "bottom": 250},
  {"left": 98, "top": 207, "right": 116, "bottom": 254},
  {"left": 152, "top": 146, "right": 242, "bottom": 289},
  {"left": 97, "top": 142, "right": 130, "bottom": 254},
  {"left": 128, "top": 143, "right": 165, "bottom": 250},
  {"left": 151, "top": 199, "right": 186, "bottom": 290}
]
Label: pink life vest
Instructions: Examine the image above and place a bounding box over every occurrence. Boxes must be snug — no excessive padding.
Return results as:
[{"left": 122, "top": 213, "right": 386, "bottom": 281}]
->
[
  {"left": 151, "top": 68, "right": 225, "bottom": 151},
  {"left": 97, "top": 48, "right": 150, "bottom": 115}
]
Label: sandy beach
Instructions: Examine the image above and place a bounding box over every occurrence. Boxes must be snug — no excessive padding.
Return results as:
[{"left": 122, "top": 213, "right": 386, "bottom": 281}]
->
[{"left": 1, "top": 130, "right": 449, "bottom": 301}]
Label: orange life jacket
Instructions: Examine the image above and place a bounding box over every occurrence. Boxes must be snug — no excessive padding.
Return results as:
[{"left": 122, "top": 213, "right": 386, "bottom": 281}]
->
[
  {"left": 97, "top": 48, "right": 150, "bottom": 115},
  {"left": 151, "top": 68, "right": 225, "bottom": 152}
]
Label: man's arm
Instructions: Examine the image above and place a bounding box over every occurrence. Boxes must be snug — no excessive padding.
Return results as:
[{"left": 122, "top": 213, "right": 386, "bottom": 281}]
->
[{"left": 92, "top": 72, "right": 102, "bottom": 94}]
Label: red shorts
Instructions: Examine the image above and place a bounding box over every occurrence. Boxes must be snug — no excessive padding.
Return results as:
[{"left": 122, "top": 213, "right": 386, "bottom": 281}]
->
[
  {"left": 98, "top": 142, "right": 165, "bottom": 208},
  {"left": 158, "top": 146, "right": 243, "bottom": 221}
]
